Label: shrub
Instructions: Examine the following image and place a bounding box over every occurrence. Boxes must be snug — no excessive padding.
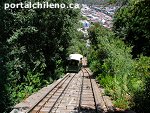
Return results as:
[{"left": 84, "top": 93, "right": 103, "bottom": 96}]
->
[{"left": 88, "top": 24, "right": 146, "bottom": 109}]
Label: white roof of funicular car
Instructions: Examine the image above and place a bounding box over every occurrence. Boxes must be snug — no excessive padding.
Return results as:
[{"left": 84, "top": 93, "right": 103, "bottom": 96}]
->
[{"left": 69, "top": 54, "right": 83, "bottom": 61}]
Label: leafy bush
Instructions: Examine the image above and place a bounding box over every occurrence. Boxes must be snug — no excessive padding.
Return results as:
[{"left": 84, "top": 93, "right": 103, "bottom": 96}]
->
[
  {"left": 0, "top": 0, "right": 80, "bottom": 112},
  {"left": 67, "top": 31, "right": 88, "bottom": 56},
  {"left": 131, "top": 56, "right": 150, "bottom": 113},
  {"left": 87, "top": 0, "right": 150, "bottom": 112},
  {"left": 88, "top": 24, "right": 146, "bottom": 109},
  {"left": 113, "top": 0, "right": 150, "bottom": 57}
]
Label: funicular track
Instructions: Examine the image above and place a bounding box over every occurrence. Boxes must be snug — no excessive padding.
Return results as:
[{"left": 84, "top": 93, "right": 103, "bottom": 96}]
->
[
  {"left": 26, "top": 72, "right": 77, "bottom": 113},
  {"left": 12, "top": 67, "right": 114, "bottom": 113},
  {"left": 12, "top": 57, "right": 114, "bottom": 113},
  {"left": 24, "top": 67, "right": 101, "bottom": 113},
  {"left": 78, "top": 68, "right": 97, "bottom": 113}
]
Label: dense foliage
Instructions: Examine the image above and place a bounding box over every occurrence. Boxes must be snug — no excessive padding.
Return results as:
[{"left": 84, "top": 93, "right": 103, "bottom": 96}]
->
[
  {"left": 0, "top": 0, "right": 79, "bottom": 112},
  {"left": 113, "top": 0, "right": 150, "bottom": 57},
  {"left": 88, "top": 24, "right": 136, "bottom": 109},
  {"left": 1, "top": 0, "right": 150, "bottom": 112},
  {"left": 67, "top": 30, "right": 88, "bottom": 56},
  {"left": 87, "top": 0, "right": 150, "bottom": 112},
  {"left": 0, "top": 1, "right": 12, "bottom": 112},
  {"left": 88, "top": 23, "right": 150, "bottom": 113}
]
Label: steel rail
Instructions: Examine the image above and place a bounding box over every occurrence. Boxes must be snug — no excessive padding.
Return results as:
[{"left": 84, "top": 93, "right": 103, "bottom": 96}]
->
[
  {"left": 86, "top": 68, "right": 111, "bottom": 113},
  {"left": 47, "top": 73, "right": 77, "bottom": 113},
  {"left": 26, "top": 67, "right": 99, "bottom": 113},
  {"left": 84, "top": 68, "right": 98, "bottom": 113},
  {"left": 51, "top": 72, "right": 83, "bottom": 112},
  {"left": 78, "top": 69, "right": 85, "bottom": 112},
  {"left": 26, "top": 73, "right": 71, "bottom": 113},
  {"left": 36, "top": 74, "right": 75, "bottom": 113}
]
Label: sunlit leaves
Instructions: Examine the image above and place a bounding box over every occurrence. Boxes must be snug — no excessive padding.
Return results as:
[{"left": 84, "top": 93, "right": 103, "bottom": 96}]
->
[{"left": 113, "top": 0, "right": 150, "bottom": 57}]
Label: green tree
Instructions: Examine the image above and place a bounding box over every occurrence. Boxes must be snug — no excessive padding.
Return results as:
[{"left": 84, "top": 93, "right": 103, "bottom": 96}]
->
[
  {"left": 0, "top": 0, "right": 15, "bottom": 112},
  {"left": 1, "top": 0, "right": 80, "bottom": 112},
  {"left": 113, "top": 0, "right": 150, "bottom": 57}
]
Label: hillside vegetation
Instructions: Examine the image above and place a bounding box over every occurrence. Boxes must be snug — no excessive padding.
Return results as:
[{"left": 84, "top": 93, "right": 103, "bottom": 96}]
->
[
  {"left": 0, "top": 0, "right": 79, "bottom": 112},
  {"left": 0, "top": 0, "right": 150, "bottom": 113},
  {"left": 87, "top": 0, "right": 150, "bottom": 113}
]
